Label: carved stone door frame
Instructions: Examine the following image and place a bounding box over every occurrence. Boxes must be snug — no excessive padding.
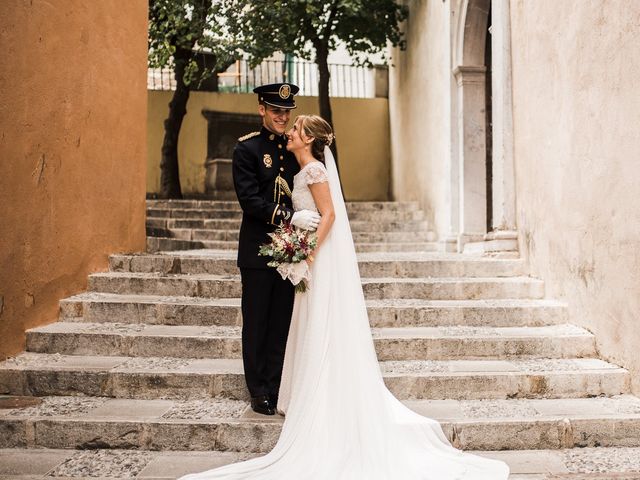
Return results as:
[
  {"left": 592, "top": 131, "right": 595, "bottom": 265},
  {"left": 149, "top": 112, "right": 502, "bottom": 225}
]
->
[{"left": 448, "top": 0, "right": 518, "bottom": 253}]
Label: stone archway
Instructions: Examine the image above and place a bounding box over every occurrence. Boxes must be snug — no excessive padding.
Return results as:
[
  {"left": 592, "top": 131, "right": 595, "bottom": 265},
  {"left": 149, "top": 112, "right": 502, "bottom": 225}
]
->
[
  {"left": 453, "top": 0, "right": 491, "bottom": 248},
  {"left": 451, "top": 0, "right": 518, "bottom": 254}
]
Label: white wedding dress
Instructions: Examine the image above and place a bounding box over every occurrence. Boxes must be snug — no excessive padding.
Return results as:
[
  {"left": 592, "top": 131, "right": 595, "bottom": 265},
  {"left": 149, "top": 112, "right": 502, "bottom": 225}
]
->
[{"left": 180, "top": 148, "right": 509, "bottom": 479}]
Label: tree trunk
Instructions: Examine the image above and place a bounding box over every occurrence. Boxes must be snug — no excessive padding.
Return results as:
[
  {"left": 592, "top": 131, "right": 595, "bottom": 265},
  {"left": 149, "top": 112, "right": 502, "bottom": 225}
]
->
[
  {"left": 159, "top": 49, "right": 192, "bottom": 199},
  {"left": 315, "top": 43, "right": 339, "bottom": 169}
]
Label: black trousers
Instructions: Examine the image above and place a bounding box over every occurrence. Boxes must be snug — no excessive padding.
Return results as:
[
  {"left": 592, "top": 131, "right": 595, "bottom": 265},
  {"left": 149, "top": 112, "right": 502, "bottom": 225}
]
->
[{"left": 240, "top": 268, "right": 295, "bottom": 398}]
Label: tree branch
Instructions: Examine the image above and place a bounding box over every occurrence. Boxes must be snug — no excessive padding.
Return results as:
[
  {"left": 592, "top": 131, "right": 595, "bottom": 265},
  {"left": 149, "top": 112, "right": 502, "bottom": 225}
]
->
[{"left": 322, "top": 0, "right": 340, "bottom": 40}]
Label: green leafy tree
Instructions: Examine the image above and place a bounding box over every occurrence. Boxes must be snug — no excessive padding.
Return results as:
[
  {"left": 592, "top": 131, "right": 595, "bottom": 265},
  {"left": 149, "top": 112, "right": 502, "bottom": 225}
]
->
[
  {"left": 148, "top": 0, "right": 236, "bottom": 198},
  {"left": 227, "top": 0, "right": 408, "bottom": 162}
]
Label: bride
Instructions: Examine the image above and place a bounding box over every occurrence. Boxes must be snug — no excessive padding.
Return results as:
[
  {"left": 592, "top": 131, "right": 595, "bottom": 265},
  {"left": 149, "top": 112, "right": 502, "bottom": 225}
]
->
[{"left": 180, "top": 115, "right": 510, "bottom": 479}]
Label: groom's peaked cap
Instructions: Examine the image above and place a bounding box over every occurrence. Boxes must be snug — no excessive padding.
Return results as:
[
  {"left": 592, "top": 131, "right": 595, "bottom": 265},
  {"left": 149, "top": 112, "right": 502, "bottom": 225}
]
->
[{"left": 253, "top": 83, "right": 299, "bottom": 109}]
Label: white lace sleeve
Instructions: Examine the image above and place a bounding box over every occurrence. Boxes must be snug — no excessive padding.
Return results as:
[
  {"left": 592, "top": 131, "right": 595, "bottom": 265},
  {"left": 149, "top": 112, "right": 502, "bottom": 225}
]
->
[{"left": 304, "top": 162, "right": 329, "bottom": 185}]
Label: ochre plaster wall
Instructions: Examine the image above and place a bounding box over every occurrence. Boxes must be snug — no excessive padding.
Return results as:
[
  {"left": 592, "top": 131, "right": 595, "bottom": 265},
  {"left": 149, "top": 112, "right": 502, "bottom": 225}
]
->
[
  {"left": 147, "top": 92, "right": 391, "bottom": 201},
  {"left": 0, "top": 1, "right": 148, "bottom": 358},
  {"left": 510, "top": 0, "right": 640, "bottom": 391},
  {"left": 388, "top": 0, "right": 451, "bottom": 237}
]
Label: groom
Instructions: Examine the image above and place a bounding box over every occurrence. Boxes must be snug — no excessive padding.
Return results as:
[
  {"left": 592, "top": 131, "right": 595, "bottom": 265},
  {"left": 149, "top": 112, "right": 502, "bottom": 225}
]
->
[{"left": 232, "top": 82, "right": 320, "bottom": 415}]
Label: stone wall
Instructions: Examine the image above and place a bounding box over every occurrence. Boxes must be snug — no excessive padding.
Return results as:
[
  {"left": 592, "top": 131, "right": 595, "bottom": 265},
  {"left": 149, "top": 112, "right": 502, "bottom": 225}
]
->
[
  {"left": 388, "top": 0, "right": 640, "bottom": 390},
  {"left": 388, "top": 0, "right": 452, "bottom": 237},
  {"left": 510, "top": 0, "right": 640, "bottom": 391},
  {"left": 0, "top": 1, "right": 148, "bottom": 358},
  {"left": 147, "top": 92, "right": 391, "bottom": 201}
]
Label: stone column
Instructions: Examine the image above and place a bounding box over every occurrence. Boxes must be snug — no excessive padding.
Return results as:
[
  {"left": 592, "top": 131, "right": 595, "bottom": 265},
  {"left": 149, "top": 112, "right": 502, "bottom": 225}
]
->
[
  {"left": 442, "top": 5, "right": 460, "bottom": 253},
  {"left": 464, "top": 0, "right": 518, "bottom": 256},
  {"left": 490, "top": 0, "right": 517, "bottom": 235},
  {"left": 453, "top": 65, "right": 488, "bottom": 249},
  {"left": 462, "top": 0, "right": 519, "bottom": 256}
]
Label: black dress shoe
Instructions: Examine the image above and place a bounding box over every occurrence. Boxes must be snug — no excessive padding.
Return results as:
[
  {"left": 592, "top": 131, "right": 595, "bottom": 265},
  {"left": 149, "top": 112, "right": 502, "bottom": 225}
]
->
[
  {"left": 251, "top": 395, "right": 275, "bottom": 416},
  {"left": 268, "top": 393, "right": 278, "bottom": 410}
]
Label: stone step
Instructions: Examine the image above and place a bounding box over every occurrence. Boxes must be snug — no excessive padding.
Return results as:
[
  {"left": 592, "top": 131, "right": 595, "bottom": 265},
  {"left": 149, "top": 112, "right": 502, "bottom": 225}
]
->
[
  {"left": 146, "top": 217, "right": 431, "bottom": 233},
  {"left": 0, "top": 353, "right": 628, "bottom": 401},
  {"left": 489, "top": 447, "right": 640, "bottom": 479},
  {"left": 146, "top": 199, "right": 421, "bottom": 212},
  {"left": 147, "top": 237, "right": 205, "bottom": 252},
  {"left": 350, "top": 242, "right": 440, "bottom": 252},
  {"left": 147, "top": 208, "right": 241, "bottom": 220},
  {"left": 3, "top": 446, "right": 640, "bottom": 479},
  {"left": 146, "top": 207, "right": 425, "bottom": 222},
  {"left": 87, "top": 272, "right": 545, "bottom": 300},
  {"left": 157, "top": 227, "right": 432, "bottom": 244},
  {"left": 25, "top": 323, "right": 595, "bottom": 361},
  {"left": 148, "top": 199, "right": 242, "bottom": 210},
  {"left": 60, "top": 293, "right": 567, "bottom": 328},
  {"left": 5, "top": 447, "right": 640, "bottom": 480},
  {"left": 110, "top": 251, "right": 527, "bottom": 278},
  {"left": 147, "top": 236, "right": 439, "bottom": 253},
  {"left": 2, "top": 396, "right": 640, "bottom": 453}
]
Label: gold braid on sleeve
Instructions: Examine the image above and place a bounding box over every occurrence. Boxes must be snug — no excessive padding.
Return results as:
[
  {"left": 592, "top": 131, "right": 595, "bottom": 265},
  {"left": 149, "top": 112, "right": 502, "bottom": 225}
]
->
[{"left": 275, "top": 176, "right": 292, "bottom": 198}]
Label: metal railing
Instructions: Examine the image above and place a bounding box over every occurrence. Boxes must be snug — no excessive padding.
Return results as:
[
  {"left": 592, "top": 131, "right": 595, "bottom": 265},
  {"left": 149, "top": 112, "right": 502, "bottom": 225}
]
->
[{"left": 148, "top": 58, "right": 375, "bottom": 98}]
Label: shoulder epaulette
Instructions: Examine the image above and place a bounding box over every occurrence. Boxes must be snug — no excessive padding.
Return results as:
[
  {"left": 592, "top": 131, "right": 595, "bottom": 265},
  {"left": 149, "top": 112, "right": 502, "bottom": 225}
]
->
[{"left": 238, "top": 131, "right": 260, "bottom": 142}]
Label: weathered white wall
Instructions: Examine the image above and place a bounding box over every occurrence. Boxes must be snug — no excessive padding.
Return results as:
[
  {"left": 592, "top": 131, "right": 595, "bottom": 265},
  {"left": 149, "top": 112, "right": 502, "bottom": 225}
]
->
[
  {"left": 389, "top": 0, "right": 452, "bottom": 238},
  {"left": 510, "top": 0, "right": 640, "bottom": 392}
]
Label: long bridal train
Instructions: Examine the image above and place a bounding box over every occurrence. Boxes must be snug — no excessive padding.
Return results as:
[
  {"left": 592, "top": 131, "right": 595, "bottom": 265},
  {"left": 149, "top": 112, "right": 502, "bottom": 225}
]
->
[{"left": 180, "top": 148, "right": 509, "bottom": 479}]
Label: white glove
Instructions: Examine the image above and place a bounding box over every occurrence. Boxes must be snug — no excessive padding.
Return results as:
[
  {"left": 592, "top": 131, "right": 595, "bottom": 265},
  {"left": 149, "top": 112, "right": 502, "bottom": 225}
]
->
[{"left": 291, "top": 210, "right": 321, "bottom": 231}]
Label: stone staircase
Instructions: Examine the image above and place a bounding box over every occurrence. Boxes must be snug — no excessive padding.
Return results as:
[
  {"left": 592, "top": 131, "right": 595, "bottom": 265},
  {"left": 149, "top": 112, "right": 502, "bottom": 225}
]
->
[
  {"left": 145, "top": 199, "right": 438, "bottom": 253},
  {"left": 1, "top": 200, "right": 640, "bottom": 479}
]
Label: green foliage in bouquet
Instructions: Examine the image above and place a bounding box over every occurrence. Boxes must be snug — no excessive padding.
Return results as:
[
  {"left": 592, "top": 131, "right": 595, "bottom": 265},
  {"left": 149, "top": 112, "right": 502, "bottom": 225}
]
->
[{"left": 259, "top": 222, "right": 318, "bottom": 265}]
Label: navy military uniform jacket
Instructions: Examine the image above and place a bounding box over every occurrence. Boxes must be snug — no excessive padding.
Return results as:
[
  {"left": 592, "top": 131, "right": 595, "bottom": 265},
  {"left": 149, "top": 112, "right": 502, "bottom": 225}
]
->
[{"left": 233, "top": 127, "right": 300, "bottom": 269}]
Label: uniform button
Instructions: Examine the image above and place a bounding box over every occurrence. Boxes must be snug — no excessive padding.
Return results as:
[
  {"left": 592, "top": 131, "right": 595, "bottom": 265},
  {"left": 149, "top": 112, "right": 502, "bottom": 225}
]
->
[
  {"left": 279, "top": 155, "right": 283, "bottom": 160},
  {"left": 280, "top": 167, "right": 284, "bottom": 172},
  {"left": 278, "top": 144, "right": 282, "bottom": 149},
  {"left": 269, "top": 134, "right": 275, "bottom": 140}
]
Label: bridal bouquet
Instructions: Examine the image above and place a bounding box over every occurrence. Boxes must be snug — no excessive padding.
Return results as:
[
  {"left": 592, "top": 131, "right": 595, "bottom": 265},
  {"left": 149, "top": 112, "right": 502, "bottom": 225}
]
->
[{"left": 259, "top": 222, "right": 317, "bottom": 293}]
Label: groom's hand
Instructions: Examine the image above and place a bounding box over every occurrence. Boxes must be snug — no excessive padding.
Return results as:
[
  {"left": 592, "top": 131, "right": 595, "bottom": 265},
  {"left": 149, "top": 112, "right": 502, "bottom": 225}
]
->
[{"left": 291, "top": 210, "right": 321, "bottom": 231}]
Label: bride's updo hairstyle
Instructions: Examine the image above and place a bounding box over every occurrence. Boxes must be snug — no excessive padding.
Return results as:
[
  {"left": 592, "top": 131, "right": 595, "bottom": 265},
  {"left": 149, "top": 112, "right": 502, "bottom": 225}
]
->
[{"left": 298, "top": 115, "right": 334, "bottom": 162}]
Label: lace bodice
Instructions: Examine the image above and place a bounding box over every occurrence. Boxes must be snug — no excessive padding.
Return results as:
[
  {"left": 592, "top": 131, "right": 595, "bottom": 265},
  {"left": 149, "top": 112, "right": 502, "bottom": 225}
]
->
[{"left": 292, "top": 161, "right": 329, "bottom": 212}]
